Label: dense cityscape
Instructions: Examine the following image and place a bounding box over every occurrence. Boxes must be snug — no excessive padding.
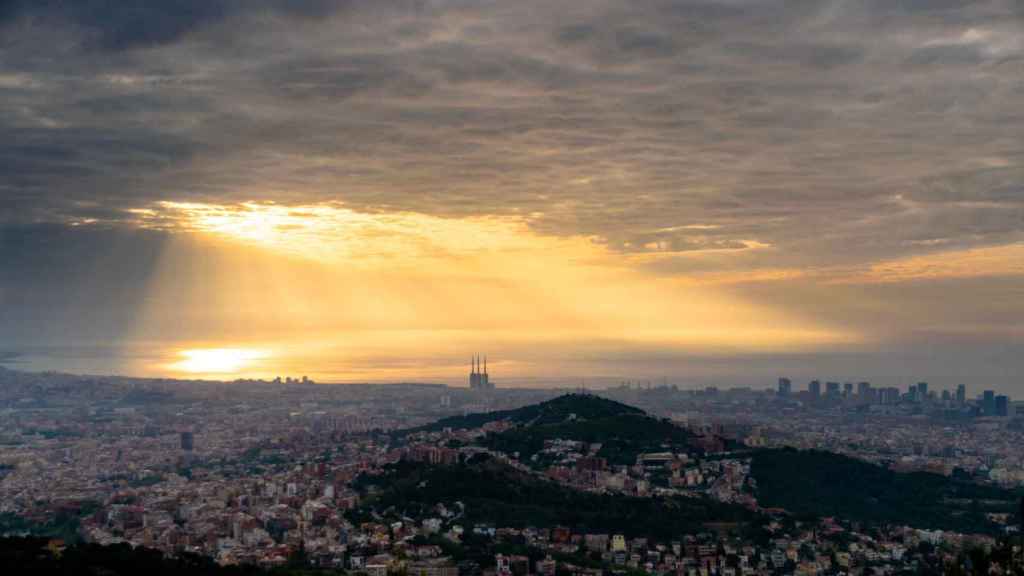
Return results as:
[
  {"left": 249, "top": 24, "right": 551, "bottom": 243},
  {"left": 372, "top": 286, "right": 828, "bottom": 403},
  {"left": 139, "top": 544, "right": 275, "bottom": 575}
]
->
[{"left": 2, "top": 366, "right": 1022, "bottom": 575}]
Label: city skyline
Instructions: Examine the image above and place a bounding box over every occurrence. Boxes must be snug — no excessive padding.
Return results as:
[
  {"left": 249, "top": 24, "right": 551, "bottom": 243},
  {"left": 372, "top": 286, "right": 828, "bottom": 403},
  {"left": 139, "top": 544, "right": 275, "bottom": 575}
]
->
[
  {"left": 2, "top": 1, "right": 1023, "bottom": 389},
  {"left": 2, "top": 367, "right": 1022, "bottom": 572}
]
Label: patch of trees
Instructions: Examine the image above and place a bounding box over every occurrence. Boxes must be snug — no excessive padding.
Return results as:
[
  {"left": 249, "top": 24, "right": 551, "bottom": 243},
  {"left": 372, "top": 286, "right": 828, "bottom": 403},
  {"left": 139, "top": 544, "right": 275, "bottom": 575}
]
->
[
  {"left": 352, "top": 458, "right": 759, "bottom": 541},
  {"left": 750, "top": 448, "right": 1021, "bottom": 534}
]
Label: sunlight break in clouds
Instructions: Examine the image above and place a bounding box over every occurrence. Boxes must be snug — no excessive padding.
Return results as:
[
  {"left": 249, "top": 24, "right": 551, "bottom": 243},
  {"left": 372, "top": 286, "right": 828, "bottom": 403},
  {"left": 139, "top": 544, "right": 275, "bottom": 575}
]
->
[
  {"left": 150, "top": 201, "right": 550, "bottom": 264},
  {"left": 3, "top": 0, "right": 1023, "bottom": 386},
  {"left": 114, "top": 200, "right": 861, "bottom": 381}
]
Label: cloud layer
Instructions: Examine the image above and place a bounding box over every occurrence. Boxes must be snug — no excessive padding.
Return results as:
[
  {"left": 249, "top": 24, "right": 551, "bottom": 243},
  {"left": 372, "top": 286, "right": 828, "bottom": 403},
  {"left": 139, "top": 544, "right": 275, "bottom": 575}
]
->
[
  {"left": 1, "top": 0, "right": 1023, "bottom": 387},
  {"left": 3, "top": 0, "right": 1021, "bottom": 261}
]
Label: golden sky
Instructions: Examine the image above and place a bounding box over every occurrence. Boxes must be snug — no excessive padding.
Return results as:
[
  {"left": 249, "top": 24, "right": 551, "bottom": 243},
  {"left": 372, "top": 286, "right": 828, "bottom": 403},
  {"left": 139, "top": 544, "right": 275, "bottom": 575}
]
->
[
  {"left": 64, "top": 199, "right": 1012, "bottom": 387},
  {"left": 119, "top": 201, "right": 855, "bottom": 381}
]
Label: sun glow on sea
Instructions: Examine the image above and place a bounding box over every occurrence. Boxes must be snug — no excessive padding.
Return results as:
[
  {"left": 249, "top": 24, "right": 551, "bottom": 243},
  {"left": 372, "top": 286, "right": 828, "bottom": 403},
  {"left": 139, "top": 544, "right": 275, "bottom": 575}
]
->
[{"left": 168, "top": 348, "right": 270, "bottom": 375}]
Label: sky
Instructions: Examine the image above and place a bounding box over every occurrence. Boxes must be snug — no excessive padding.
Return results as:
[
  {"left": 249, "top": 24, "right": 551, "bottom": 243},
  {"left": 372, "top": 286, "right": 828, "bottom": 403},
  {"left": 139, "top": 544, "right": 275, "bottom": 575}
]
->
[{"left": 1, "top": 0, "right": 1022, "bottom": 391}]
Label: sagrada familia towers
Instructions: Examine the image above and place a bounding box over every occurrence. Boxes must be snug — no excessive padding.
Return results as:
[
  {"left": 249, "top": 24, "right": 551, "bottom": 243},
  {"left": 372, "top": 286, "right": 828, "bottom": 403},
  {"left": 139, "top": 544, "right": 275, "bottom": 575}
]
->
[{"left": 469, "top": 355, "right": 494, "bottom": 391}]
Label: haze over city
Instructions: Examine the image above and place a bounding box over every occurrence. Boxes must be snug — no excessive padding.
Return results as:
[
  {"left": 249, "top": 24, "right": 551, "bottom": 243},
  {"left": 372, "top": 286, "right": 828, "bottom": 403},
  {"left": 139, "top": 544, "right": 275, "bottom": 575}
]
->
[{"left": 2, "top": 0, "right": 1023, "bottom": 391}]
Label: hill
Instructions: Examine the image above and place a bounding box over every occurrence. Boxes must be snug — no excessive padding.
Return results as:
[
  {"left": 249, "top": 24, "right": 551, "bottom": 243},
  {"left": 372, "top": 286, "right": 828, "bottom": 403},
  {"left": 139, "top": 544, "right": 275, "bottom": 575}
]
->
[
  {"left": 750, "top": 448, "right": 1021, "bottom": 534},
  {"left": 351, "top": 456, "right": 760, "bottom": 540},
  {"left": 409, "top": 393, "right": 644, "bottom": 434},
  {"left": 483, "top": 412, "right": 695, "bottom": 465},
  {"left": 407, "top": 394, "right": 697, "bottom": 465}
]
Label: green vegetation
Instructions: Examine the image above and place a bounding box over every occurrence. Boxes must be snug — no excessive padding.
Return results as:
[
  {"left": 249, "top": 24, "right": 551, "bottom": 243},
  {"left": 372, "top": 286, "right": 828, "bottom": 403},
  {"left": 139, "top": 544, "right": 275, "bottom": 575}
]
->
[
  {"left": 0, "top": 498, "right": 99, "bottom": 541},
  {"left": 750, "top": 448, "right": 1021, "bottom": 534},
  {"left": 406, "top": 393, "right": 695, "bottom": 465},
  {"left": 0, "top": 505, "right": 97, "bottom": 545},
  {"left": 236, "top": 446, "right": 293, "bottom": 476},
  {"left": 22, "top": 428, "right": 83, "bottom": 439},
  {"left": 944, "top": 538, "right": 1024, "bottom": 575},
  {"left": 409, "top": 531, "right": 605, "bottom": 575},
  {"left": 483, "top": 413, "right": 693, "bottom": 465},
  {"left": 130, "top": 474, "right": 166, "bottom": 487},
  {"left": 351, "top": 457, "right": 760, "bottom": 540},
  {"left": 406, "top": 394, "right": 644, "bottom": 434},
  {"left": 409, "top": 532, "right": 539, "bottom": 570}
]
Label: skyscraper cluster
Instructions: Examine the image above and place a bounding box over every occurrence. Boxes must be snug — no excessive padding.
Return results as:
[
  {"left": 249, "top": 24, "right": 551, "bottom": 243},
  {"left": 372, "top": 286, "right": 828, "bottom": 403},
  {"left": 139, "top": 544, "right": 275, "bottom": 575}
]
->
[{"left": 778, "top": 377, "right": 1015, "bottom": 417}]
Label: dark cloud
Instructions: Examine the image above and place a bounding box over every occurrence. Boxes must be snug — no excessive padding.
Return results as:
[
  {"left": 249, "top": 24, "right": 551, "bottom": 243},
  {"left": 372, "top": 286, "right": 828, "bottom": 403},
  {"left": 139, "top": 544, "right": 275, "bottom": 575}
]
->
[
  {"left": 257, "top": 54, "right": 433, "bottom": 101},
  {"left": 0, "top": 0, "right": 229, "bottom": 50},
  {"left": 612, "top": 28, "right": 677, "bottom": 59},
  {"left": 0, "top": 0, "right": 1021, "bottom": 263},
  {"left": 0, "top": 0, "right": 380, "bottom": 51},
  {"left": 866, "top": 0, "right": 978, "bottom": 15},
  {"left": 914, "top": 167, "right": 1024, "bottom": 205},
  {"left": 906, "top": 44, "right": 987, "bottom": 67},
  {"left": 724, "top": 42, "right": 865, "bottom": 70},
  {"left": 555, "top": 24, "right": 594, "bottom": 45}
]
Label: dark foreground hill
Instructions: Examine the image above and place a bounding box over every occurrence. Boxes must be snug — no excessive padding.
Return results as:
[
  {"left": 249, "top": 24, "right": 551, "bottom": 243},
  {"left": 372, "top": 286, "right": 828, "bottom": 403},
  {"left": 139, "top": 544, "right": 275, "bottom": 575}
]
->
[
  {"left": 0, "top": 537, "right": 274, "bottom": 576},
  {"left": 351, "top": 456, "right": 760, "bottom": 540},
  {"left": 750, "top": 448, "right": 1022, "bottom": 534}
]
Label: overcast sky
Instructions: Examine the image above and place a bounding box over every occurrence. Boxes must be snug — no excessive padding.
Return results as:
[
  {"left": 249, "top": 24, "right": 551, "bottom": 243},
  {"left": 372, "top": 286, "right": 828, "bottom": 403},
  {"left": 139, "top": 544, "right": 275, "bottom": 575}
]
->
[{"left": 1, "top": 1, "right": 1022, "bottom": 390}]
